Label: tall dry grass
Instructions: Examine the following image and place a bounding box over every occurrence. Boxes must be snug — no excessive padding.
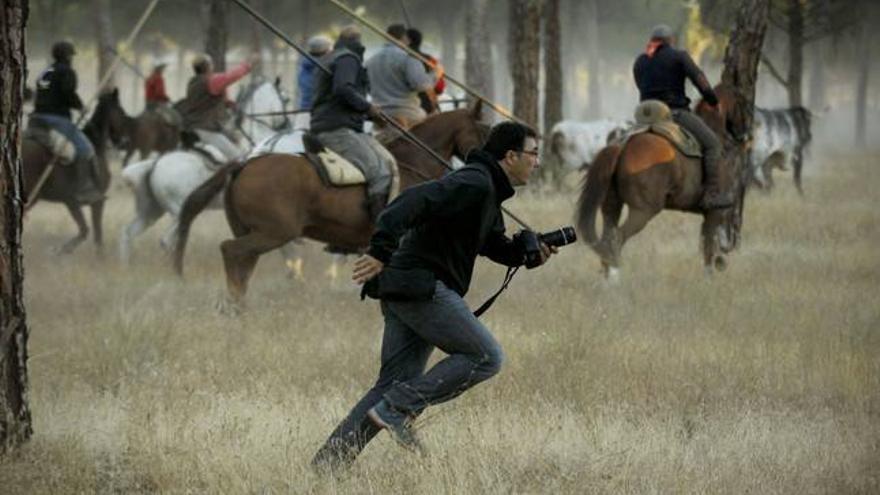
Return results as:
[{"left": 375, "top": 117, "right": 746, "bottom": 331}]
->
[{"left": 1, "top": 150, "right": 878, "bottom": 494}]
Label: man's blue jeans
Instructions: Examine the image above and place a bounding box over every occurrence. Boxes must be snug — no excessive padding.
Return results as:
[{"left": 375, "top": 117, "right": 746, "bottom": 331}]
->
[
  {"left": 312, "top": 281, "right": 504, "bottom": 466},
  {"left": 30, "top": 113, "right": 95, "bottom": 161}
]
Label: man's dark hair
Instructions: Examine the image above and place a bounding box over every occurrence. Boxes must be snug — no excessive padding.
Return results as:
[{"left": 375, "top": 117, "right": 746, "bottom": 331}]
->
[
  {"left": 407, "top": 28, "right": 423, "bottom": 50},
  {"left": 386, "top": 24, "right": 407, "bottom": 40},
  {"left": 482, "top": 122, "right": 538, "bottom": 161}
]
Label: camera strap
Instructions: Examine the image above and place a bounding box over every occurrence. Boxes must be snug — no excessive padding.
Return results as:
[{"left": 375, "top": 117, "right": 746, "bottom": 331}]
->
[{"left": 473, "top": 266, "right": 520, "bottom": 317}]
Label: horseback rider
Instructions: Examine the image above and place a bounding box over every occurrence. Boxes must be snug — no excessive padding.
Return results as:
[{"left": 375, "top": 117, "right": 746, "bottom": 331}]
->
[
  {"left": 31, "top": 41, "right": 103, "bottom": 203},
  {"left": 174, "top": 52, "right": 258, "bottom": 162},
  {"left": 144, "top": 62, "right": 182, "bottom": 128},
  {"left": 310, "top": 25, "right": 395, "bottom": 223},
  {"left": 633, "top": 24, "right": 732, "bottom": 209},
  {"left": 407, "top": 28, "right": 445, "bottom": 115},
  {"left": 294, "top": 34, "right": 332, "bottom": 129},
  {"left": 365, "top": 24, "right": 437, "bottom": 135}
]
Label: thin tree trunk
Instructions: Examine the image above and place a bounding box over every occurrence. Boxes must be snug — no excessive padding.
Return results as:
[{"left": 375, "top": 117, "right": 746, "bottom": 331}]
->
[
  {"left": 465, "top": 0, "right": 494, "bottom": 105},
  {"left": 203, "top": 0, "right": 227, "bottom": 71},
  {"left": 855, "top": 20, "right": 869, "bottom": 147},
  {"left": 94, "top": 0, "right": 115, "bottom": 88},
  {"left": 542, "top": 0, "right": 562, "bottom": 132},
  {"left": 0, "top": 0, "right": 33, "bottom": 453},
  {"left": 509, "top": 0, "right": 541, "bottom": 130},
  {"left": 786, "top": 0, "right": 804, "bottom": 107},
  {"left": 720, "top": 0, "right": 770, "bottom": 190},
  {"left": 807, "top": 37, "right": 825, "bottom": 111},
  {"left": 585, "top": 0, "right": 601, "bottom": 119}
]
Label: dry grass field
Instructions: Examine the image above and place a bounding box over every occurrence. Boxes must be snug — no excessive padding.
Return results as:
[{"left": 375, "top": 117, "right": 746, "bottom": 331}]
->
[{"left": 1, "top": 149, "right": 878, "bottom": 494}]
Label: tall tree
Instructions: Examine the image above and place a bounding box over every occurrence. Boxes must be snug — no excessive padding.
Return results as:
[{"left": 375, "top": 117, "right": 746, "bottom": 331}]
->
[
  {"left": 94, "top": 0, "right": 115, "bottom": 87},
  {"left": 0, "top": 0, "right": 33, "bottom": 453},
  {"left": 509, "top": 0, "right": 541, "bottom": 130},
  {"left": 585, "top": 0, "right": 602, "bottom": 119},
  {"left": 542, "top": 0, "right": 562, "bottom": 132},
  {"left": 465, "top": 0, "right": 494, "bottom": 105},
  {"left": 203, "top": 0, "right": 228, "bottom": 71},
  {"left": 854, "top": 15, "right": 869, "bottom": 147},
  {"left": 720, "top": 0, "right": 771, "bottom": 184}
]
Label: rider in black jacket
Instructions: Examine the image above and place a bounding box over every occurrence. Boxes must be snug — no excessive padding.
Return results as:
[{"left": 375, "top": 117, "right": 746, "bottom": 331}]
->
[
  {"left": 633, "top": 25, "right": 732, "bottom": 209},
  {"left": 32, "top": 41, "right": 102, "bottom": 203}
]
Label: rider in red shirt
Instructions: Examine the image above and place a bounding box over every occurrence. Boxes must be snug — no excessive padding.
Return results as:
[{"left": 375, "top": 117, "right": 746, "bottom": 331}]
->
[{"left": 144, "top": 63, "right": 170, "bottom": 110}]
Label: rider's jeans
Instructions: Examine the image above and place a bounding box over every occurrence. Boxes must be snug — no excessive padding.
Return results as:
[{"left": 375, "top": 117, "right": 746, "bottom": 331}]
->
[
  {"left": 30, "top": 113, "right": 95, "bottom": 162},
  {"left": 194, "top": 129, "right": 243, "bottom": 162}
]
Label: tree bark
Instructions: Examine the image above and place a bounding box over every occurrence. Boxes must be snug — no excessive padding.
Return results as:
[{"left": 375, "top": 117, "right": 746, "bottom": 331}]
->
[
  {"left": 509, "top": 0, "right": 541, "bottom": 130},
  {"left": 542, "top": 0, "right": 562, "bottom": 132},
  {"left": 720, "top": 0, "right": 771, "bottom": 134},
  {"left": 94, "top": 0, "right": 115, "bottom": 88},
  {"left": 807, "top": 37, "right": 825, "bottom": 111},
  {"left": 0, "top": 0, "right": 33, "bottom": 453},
  {"left": 203, "top": 0, "right": 227, "bottom": 71},
  {"left": 855, "top": 19, "right": 869, "bottom": 147},
  {"left": 465, "top": 0, "right": 494, "bottom": 104},
  {"left": 785, "top": 0, "right": 804, "bottom": 107},
  {"left": 585, "top": 0, "right": 602, "bottom": 119}
]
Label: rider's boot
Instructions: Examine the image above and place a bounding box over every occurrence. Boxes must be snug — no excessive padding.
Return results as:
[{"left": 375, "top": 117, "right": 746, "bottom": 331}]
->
[
  {"left": 700, "top": 151, "right": 734, "bottom": 210},
  {"left": 74, "top": 155, "right": 104, "bottom": 204}
]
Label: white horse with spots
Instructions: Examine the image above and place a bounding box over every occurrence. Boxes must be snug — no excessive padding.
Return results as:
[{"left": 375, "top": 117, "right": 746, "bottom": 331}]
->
[
  {"left": 547, "top": 118, "right": 629, "bottom": 171},
  {"left": 119, "top": 79, "right": 295, "bottom": 267}
]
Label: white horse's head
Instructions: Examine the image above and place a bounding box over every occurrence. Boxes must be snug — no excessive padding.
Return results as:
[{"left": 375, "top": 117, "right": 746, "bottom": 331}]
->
[{"left": 237, "top": 79, "right": 290, "bottom": 144}]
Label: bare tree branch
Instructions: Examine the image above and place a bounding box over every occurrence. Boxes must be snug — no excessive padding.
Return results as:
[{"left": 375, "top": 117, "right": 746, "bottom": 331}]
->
[{"left": 761, "top": 55, "right": 790, "bottom": 87}]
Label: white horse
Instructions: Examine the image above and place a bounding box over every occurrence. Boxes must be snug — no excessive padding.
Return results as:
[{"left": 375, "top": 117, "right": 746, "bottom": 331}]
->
[{"left": 119, "top": 79, "right": 299, "bottom": 269}]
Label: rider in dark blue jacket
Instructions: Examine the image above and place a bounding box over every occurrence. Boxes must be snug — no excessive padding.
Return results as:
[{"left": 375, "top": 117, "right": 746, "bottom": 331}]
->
[{"left": 633, "top": 25, "right": 732, "bottom": 209}]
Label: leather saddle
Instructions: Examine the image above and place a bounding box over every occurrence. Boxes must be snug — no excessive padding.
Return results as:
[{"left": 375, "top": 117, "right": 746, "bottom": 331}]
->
[
  {"left": 24, "top": 117, "right": 77, "bottom": 165},
  {"left": 301, "top": 133, "right": 400, "bottom": 201},
  {"left": 617, "top": 100, "right": 703, "bottom": 158}
]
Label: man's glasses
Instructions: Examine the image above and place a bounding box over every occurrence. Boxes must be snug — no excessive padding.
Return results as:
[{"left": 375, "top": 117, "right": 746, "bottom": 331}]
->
[{"left": 519, "top": 149, "right": 539, "bottom": 157}]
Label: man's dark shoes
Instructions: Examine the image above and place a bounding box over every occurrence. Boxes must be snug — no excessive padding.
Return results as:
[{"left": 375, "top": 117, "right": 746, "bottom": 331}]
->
[{"left": 367, "top": 400, "right": 425, "bottom": 455}]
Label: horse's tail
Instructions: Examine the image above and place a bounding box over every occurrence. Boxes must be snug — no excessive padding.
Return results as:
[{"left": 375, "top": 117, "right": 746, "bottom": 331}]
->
[
  {"left": 576, "top": 144, "right": 622, "bottom": 248},
  {"left": 173, "top": 162, "right": 241, "bottom": 276}
]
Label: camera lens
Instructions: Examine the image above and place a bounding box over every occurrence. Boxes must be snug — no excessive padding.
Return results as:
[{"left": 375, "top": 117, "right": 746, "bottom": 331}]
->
[{"left": 539, "top": 226, "right": 577, "bottom": 247}]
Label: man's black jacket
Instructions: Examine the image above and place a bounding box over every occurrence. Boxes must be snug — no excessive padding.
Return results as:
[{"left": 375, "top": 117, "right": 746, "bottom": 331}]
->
[
  {"left": 633, "top": 43, "right": 718, "bottom": 110},
  {"left": 34, "top": 62, "right": 84, "bottom": 119},
  {"left": 367, "top": 149, "right": 524, "bottom": 296}
]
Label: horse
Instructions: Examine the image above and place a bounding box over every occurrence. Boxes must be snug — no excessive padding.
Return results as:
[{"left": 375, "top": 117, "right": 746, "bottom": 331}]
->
[
  {"left": 575, "top": 86, "right": 752, "bottom": 282},
  {"left": 111, "top": 105, "right": 180, "bottom": 168},
  {"left": 172, "top": 102, "right": 488, "bottom": 308},
  {"left": 22, "top": 89, "right": 121, "bottom": 256},
  {"left": 118, "top": 79, "right": 288, "bottom": 264},
  {"left": 749, "top": 106, "right": 812, "bottom": 193}
]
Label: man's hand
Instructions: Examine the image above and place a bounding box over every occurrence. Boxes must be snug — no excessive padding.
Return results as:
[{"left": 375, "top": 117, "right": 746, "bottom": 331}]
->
[
  {"left": 367, "top": 104, "right": 384, "bottom": 121},
  {"left": 353, "top": 254, "right": 384, "bottom": 284},
  {"left": 538, "top": 242, "right": 558, "bottom": 266}
]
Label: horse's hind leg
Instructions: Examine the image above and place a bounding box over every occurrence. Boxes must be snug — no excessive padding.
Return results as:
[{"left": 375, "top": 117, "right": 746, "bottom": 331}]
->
[
  {"left": 58, "top": 203, "right": 89, "bottom": 255},
  {"left": 599, "top": 192, "right": 624, "bottom": 279},
  {"left": 90, "top": 200, "right": 105, "bottom": 258},
  {"left": 221, "top": 232, "right": 288, "bottom": 307},
  {"left": 119, "top": 195, "right": 164, "bottom": 263},
  {"left": 792, "top": 148, "right": 804, "bottom": 196},
  {"left": 613, "top": 207, "right": 658, "bottom": 271},
  {"left": 278, "top": 241, "right": 305, "bottom": 281}
]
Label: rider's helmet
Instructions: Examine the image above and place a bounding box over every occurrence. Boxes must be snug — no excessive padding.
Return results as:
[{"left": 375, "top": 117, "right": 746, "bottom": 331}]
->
[{"left": 51, "top": 41, "right": 77, "bottom": 62}]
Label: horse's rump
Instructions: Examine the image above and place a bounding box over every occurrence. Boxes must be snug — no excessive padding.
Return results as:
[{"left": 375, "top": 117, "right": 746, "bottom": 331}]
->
[{"left": 618, "top": 133, "right": 679, "bottom": 175}]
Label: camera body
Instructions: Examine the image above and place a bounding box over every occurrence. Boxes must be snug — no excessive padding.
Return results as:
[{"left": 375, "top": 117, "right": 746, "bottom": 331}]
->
[{"left": 514, "top": 226, "right": 577, "bottom": 268}]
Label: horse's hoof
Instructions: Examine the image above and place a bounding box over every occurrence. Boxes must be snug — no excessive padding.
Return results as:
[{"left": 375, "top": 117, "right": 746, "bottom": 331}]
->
[
  {"left": 602, "top": 266, "right": 621, "bottom": 287},
  {"left": 714, "top": 256, "right": 727, "bottom": 272},
  {"left": 215, "top": 297, "right": 243, "bottom": 316}
]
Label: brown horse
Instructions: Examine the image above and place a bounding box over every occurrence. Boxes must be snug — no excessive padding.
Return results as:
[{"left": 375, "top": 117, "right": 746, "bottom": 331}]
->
[
  {"left": 22, "top": 89, "right": 120, "bottom": 255},
  {"left": 173, "top": 102, "right": 488, "bottom": 306},
  {"left": 575, "top": 86, "right": 752, "bottom": 281},
  {"left": 107, "top": 104, "right": 179, "bottom": 168}
]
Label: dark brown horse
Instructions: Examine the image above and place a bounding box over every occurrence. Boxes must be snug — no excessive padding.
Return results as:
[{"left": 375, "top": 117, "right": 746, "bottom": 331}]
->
[
  {"left": 575, "top": 86, "right": 752, "bottom": 282},
  {"left": 173, "top": 102, "right": 488, "bottom": 306},
  {"left": 22, "top": 89, "right": 121, "bottom": 255},
  {"left": 108, "top": 104, "right": 179, "bottom": 168}
]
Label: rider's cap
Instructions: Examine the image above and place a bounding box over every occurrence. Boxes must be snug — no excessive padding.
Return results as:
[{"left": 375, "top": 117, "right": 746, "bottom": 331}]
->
[
  {"left": 307, "top": 35, "right": 332, "bottom": 55},
  {"left": 650, "top": 24, "right": 674, "bottom": 40}
]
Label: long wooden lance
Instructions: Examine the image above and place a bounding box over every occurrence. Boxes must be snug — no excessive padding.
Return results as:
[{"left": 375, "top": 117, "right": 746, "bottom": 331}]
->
[
  {"left": 326, "top": 0, "right": 534, "bottom": 131},
  {"left": 228, "top": 0, "right": 535, "bottom": 231}
]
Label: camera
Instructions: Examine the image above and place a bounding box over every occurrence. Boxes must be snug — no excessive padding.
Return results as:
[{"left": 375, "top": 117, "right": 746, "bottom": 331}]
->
[{"left": 514, "top": 226, "right": 577, "bottom": 268}]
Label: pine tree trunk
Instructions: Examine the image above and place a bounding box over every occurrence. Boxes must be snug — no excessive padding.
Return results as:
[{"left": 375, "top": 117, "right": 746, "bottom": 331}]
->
[
  {"left": 807, "top": 38, "right": 826, "bottom": 111},
  {"left": 509, "top": 0, "right": 541, "bottom": 130},
  {"left": 542, "top": 0, "right": 562, "bottom": 133},
  {"left": 203, "top": 0, "right": 227, "bottom": 71},
  {"left": 94, "top": 0, "right": 115, "bottom": 88},
  {"left": 855, "top": 20, "right": 869, "bottom": 147},
  {"left": 786, "top": 0, "right": 804, "bottom": 107},
  {"left": 465, "top": 0, "right": 494, "bottom": 104},
  {"left": 0, "top": 0, "right": 33, "bottom": 453},
  {"left": 585, "top": 0, "right": 602, "bottom": 119}
]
